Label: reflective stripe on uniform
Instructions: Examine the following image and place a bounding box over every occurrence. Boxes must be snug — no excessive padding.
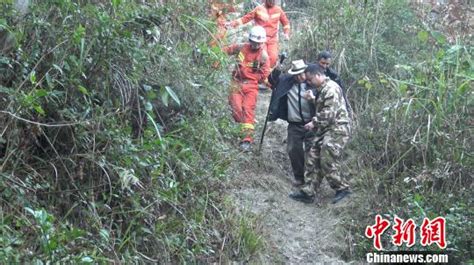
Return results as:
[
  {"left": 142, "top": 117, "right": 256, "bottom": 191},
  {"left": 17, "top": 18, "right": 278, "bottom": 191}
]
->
[
  {"left": 256, "top": 10, "right": 269, "bottom": 20},
  {"left": 238, "top": 51, "right": 245, "bottom": 62},
  {"left": 271, "top": 13, "right": 280, "bottom": 19},
  {"left": 241, "top": 123, "right": 255, "bottom": 130}
]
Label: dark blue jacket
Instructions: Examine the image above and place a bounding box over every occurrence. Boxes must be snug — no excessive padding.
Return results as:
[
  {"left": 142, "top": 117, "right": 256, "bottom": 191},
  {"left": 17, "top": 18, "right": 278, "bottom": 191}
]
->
[{"left": 268, "top": 73, "right": 296, "bottom": 121}]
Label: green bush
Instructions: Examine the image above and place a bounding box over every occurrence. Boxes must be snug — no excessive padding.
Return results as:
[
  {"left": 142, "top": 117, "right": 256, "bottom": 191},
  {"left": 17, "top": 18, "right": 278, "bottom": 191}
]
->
[
  {"left": 289, "top": 0, "right": 472, "bottom": 262},
  {"left": 350, "top": 43, "right": 472, "bottom": 261},
  {"left": 0, "top": 0, "right": 260, "bottom": 263}
]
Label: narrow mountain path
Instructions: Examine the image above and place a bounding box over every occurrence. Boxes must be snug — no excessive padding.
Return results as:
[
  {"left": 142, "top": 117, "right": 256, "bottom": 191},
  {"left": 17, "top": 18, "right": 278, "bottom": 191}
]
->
[{"left": 228, "top": 90, "right": 353, "bottom": 264}]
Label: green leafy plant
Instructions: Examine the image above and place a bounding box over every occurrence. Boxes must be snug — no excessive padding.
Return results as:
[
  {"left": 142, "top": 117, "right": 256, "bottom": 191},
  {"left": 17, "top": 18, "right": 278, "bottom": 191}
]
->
[
  {"left": 289, "top": 0, "right": 472, "bottom": 262},
  {"left": 0, "top": 1, "right": 257, "bottom": 263}
]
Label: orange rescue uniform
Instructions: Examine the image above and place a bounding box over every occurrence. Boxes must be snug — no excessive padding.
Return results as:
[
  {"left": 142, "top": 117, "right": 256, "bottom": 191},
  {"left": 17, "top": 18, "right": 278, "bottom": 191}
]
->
[
  {"left": 230, "top": 4, "right": 290, "bottom": 67},
  {"left": 209, "top": 0, "right": 236, "bottom": 48},
  {"left": 224, "top": 43, "right": 270, "bottom": 142}
]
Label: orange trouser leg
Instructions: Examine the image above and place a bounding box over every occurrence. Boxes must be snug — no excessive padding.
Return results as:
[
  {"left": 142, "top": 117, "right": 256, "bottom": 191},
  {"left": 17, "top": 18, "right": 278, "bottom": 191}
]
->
[
  {"left": 228, "top": 82, "right": 258, "bottom": 142},
  {"left": 229, "top": 91, "right": 244, "bottom": 123},
  {"left": 241, "top": 83, "right": 258, "bottom": 142},
  {"left": 266, "top": 41, "right": 279, "bottom": 68},
  {"left": 241, "top": 84, "right": 258, "bottom": 125}
]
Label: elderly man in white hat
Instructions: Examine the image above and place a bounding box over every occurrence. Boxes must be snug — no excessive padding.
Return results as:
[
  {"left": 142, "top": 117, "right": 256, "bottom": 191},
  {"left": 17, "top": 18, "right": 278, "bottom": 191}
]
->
[{"left": 268, "top": 59, "right": 316, "bottom": 194}]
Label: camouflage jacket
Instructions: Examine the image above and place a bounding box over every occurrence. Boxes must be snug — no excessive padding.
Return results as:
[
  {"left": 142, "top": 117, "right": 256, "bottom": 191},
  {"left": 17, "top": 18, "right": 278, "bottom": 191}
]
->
[{"left": 312, "top": 78, "right": 350, "bottom": 133}]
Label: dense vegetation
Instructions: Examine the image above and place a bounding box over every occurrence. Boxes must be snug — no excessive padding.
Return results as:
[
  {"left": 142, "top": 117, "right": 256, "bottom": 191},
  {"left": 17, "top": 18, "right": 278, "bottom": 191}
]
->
[
  {"left": 289, "top": 0, "right": 472, "bottom": 262},
  {"left": 0, "top": 0, "right": 262, "bottom": 263},
  {"left": 0, "top": 0, "right": 472, "bottom": 263}
]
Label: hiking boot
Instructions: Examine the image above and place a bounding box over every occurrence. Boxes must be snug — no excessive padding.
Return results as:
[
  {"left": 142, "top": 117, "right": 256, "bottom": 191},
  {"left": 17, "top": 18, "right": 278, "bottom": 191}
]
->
[
  {"left": 332, "top": 189, "right": 351, "bottom": 204},
  {"left": 289, "top": 190, "right": 314, "bottom": 204},
  {"left": 292, "top": 178, "right": 305, "bottom": 187},
  {"left": 239, "top": 141, "right": 252, "bottom": 152}
]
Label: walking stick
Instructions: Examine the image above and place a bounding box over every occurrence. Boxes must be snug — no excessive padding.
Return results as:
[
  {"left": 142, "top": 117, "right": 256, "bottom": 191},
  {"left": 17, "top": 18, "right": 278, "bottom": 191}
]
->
[
  {"left": 258, "top": 52, "right": 287, "bottom": 154},
  {"left": 258, "top": 89, "right": 275, "bottom": 154}
]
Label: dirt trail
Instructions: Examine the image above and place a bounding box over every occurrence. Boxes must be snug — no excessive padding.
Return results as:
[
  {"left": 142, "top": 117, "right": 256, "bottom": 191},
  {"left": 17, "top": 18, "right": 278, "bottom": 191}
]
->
[{"left": 229, "top": 91, "right": 352, "bottom": 264}]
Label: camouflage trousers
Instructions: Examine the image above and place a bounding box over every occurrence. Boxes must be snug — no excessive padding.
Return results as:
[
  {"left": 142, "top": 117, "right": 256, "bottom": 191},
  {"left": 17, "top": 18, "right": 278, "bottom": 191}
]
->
[{"left": 300, "top": 124, "right": 351, "bottom": 196}]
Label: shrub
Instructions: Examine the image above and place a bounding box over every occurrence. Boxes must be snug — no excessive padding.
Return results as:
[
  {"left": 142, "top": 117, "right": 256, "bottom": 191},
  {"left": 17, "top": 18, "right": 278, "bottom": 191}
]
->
[
  {"left": 288, "top": 0, "right": 472, "bottom": 262},
  {"left": 0, "top": 0, "right": 260, "bottom": 263}
]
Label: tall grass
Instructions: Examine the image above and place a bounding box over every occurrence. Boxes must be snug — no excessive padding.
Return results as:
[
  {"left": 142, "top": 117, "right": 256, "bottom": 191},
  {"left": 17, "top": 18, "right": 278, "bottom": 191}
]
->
[
  {"left": 288, "top": 0, "right": 473, "bottom": 262},
  {"left": 0, "top": 0, "right": 262, "bottom": 263}
]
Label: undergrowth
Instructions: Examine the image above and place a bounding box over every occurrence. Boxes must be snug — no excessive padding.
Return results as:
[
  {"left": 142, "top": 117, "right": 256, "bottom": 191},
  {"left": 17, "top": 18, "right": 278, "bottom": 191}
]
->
[
  {"left": 289, "top": 0, "right": 472, "bottom": 262},
  {"left": 0, "top": 0, "right": 262, "bottom": 263}
]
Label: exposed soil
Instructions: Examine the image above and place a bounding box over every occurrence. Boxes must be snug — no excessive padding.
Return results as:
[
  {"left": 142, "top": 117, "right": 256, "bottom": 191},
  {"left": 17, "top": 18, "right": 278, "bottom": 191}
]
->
[
  {"left": 222, "top": 1, "right": 473, "bottom": 263},
  {"left": 228, "top": 90, "right": 354, "bottom": 264}
]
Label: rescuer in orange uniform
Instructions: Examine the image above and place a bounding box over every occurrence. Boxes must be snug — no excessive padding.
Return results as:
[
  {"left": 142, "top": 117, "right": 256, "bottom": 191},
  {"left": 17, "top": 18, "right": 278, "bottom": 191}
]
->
[
  {"left": 226, "top": 0, "right": 290, "bottom": 68},
  {"left": 224, "top": 26, "right": 270, "bottom": 151},
  {"left": 209, "top": 0, "right": 236, "bottom": 48}
]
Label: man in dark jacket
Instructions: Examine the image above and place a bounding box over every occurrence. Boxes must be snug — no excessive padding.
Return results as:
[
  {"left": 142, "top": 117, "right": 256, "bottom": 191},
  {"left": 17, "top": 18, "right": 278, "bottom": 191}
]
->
[
  {"left": 268, "top": 59, "right": 315, "bottom": 187},
  {"left": 315, "top": 51, "right": 344, "bottom": 88},
  {"left": 315, "top": 51, "right": 352, "bottom": 116}
]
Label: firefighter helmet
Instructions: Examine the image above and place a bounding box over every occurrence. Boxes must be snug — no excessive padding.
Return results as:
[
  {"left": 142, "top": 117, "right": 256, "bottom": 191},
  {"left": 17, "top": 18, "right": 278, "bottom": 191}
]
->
[{"left": 248, "top": 26, "right": 266, "bottom": 43}]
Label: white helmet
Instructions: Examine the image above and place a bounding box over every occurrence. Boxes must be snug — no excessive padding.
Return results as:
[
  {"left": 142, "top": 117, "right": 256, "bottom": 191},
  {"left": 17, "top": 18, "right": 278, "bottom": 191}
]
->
[{"left": 249, "top": 26, "right": 266, "bottom": 43}]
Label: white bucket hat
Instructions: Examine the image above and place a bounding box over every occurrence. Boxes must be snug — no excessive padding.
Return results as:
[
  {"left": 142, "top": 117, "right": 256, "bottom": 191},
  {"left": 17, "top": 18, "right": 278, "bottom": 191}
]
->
[{"left": 288, "top": 59, "right": 308, "bottom": 75}]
